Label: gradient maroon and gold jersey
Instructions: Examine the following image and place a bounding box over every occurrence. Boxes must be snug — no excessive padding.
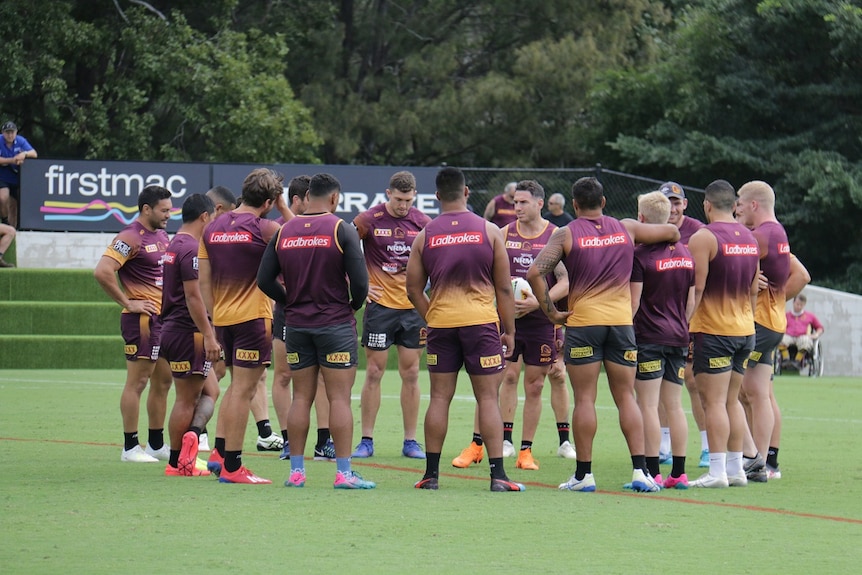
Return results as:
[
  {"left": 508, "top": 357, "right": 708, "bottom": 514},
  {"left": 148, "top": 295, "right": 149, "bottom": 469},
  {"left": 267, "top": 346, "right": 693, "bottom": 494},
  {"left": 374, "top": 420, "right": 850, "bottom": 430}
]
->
[
  {"left": 354, "top": 203, "right": 430, "bottom": 310},
  {"left": 276, "top": 213, "right": 354, "bottom": 328},
  {"left": 422, "top": 211, "right": 499, "bottom": 328},
  {"left": 490, "top": 195, "right": 517, "bottom": 228},
  {"left": 199, "top": 211, "right": 279, "bottom": 326},
  {"left": 102, "top": 220, "right": 169, "bottom": 314},
  {"left": 161, "top": 232, "right": 201, "bottom": 331},
  {"left": 752, "top": 220, "right": 790, "bottom": 333},
  {"left": 563, "top": 216, "right": 633, "bottom": 327},
  {"left": 505, "top": 220, "right": 556, "bottom": 326},
  {"left": 631, "top": 241, "right": 695, "bottom": 346},
  {"left": 678, "top": 216, "right": 705, "bottom": 246},
  {"left": 690, "top": 222, "right": 759, "bottom": 336}
]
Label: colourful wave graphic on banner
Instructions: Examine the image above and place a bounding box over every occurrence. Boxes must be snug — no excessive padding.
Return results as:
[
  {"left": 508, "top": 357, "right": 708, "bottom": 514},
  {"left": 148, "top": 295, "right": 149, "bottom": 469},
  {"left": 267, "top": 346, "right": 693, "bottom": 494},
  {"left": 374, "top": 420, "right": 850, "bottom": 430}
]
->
[{"left": 40, "top": 200, "right": 182, "bottom": 225}]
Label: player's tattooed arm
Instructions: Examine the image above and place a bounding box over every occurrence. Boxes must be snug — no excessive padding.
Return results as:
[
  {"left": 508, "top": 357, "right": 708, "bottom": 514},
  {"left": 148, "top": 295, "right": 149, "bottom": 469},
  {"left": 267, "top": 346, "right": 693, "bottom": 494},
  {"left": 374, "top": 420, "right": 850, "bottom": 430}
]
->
[{"left": 527, "top": 229, "right": 570, "bottom": 325}]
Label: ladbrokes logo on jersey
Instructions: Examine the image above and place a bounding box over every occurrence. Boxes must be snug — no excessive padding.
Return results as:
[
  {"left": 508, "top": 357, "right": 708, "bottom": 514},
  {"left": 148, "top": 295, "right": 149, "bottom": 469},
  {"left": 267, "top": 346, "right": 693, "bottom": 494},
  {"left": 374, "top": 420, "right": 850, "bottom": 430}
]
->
[
  {"left": 778, "top": 242, "right": 790, "bottom": 254},
  {"left": 723, "top": 243, "right": 758, "bottom": 256},
  {"left": 578, "top": 233, "right": 628, "bottom": 249},
  {"left": 655, "top": 257, "right": 694, "bottom": 271},
  {"left": 281, "top": 236, "right": 331, "bottom": 249},
  {"left": 209, "top": 231, "right": 252, "bottom": 243},
  {"left": 428, "top": 232, "right": 483, "bottom": 248}
]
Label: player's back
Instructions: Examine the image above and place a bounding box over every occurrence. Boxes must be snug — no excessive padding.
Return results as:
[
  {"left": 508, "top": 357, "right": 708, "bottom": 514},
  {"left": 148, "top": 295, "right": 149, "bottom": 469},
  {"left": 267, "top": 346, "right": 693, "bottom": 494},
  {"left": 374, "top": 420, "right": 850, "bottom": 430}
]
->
[
  {"left": 564, "top": 215, "right": 633, "bottom": 327},
  {"left": 690, "top": 221, "right": 759, "bottom": 337},
  {"left": 201, "top": 210, "right": 275, "bottom": 326},
  {"left": 632, "top": 241, "right": 694, "bottom": 346},
  {"left": 422, "top": 211, "right": 498, "bottom": 328},
  {"left": 161, "top": 233, "right": 200, "bottom": 331},
  {"left": 276, "top": 213, "right": 354, "bottom": 327},
  {"left": 753, "top": 220, "right": 790, "bottom": 332}
]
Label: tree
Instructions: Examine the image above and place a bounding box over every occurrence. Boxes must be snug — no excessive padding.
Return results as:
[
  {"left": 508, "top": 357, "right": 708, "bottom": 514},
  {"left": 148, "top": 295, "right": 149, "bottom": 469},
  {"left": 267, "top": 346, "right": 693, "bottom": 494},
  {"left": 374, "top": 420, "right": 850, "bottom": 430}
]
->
[
  {"left": 0, "top": 0, "right": 321, "bottom": 163},
  {"left": 589, "top": 0, "right": 862, "bottom": 292}
]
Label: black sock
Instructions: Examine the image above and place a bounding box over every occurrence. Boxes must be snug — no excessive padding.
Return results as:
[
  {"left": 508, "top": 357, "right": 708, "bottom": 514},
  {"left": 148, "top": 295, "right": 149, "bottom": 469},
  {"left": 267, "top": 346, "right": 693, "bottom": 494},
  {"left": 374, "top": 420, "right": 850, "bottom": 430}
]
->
[
  {"left": 472, "top": 433, "right": 483, "bottom": 447},
  {"left": 671, "top": 455, "right": 686, "bottom": 478},
  {"left": 169, "top": 449, "right": 180, "bottom": 468},
  {"left": 631, "top": 454, "right": 647, "bottom": 474},
  {"left": 425, "top": 453, "right": 441, "bottom": 479},
  {"left": 575, "top": 460, "right": 591, "bottom": 480},
  {"left": 520, "top": 440, "right": 533, "bottom": 451},
  {"left": 281, "top": 429, "right": 289, "bottom": 442},
  {"left": 488, "top": 457, "right": 506, "bottom": 479},
  {"left": 224, "top": 450, "right": 242, "bottom": 473},
  {"left": 317, "top": 428, "right": 331, "bottom": 448},
  {"left": 767, "top": 446, "right": 780, "bottom": 468},
  {"left": 214, "top": 437, "right": 226, "bottom": 455},
  {"left": 503, "top": 422, "right": 513, "bottom": 443},
  {"left": 148, "top": 428, "right": 164, "bottom": 450},
  {"left": 189, "top": 426, "right": 202, "bottom": 438},
  {"left": 645, "top": 456, "right": 660, "bottom": 478},
  {"left": 557, "top": 422, "right": 570, "bottom": 444},
  {"left": 256, "top": 419, "right": 272, "bottom": 438},
  {"left": 123, "top": 432, "right": 139, "bottom": 451}
]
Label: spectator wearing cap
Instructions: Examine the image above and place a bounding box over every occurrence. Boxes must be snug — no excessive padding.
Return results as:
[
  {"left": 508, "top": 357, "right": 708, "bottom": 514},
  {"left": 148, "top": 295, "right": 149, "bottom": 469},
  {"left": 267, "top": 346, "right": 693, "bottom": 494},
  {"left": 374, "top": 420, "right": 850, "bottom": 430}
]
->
[{"left": 0, "top": 121, "right": 37, "bottom": 229}]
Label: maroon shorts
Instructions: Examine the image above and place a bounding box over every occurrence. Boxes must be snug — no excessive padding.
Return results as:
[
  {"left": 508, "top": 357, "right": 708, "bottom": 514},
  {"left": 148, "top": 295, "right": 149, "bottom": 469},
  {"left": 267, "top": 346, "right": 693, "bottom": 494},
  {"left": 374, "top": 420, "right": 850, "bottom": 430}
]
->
[
  {"left": 426, "top": 322, "right": 504, "bottom": 375},
  {"left": 216, "top": 319, "right": 273, "bottom": 369},
  {"left": 509, "top": 320, "right": 556, "bottom": 367},
  {"left": 159, "top": 328, "right": 212, "bottom": 379},
  {"left": 121, "top": 313, "right": 162, "bottom": 361}
]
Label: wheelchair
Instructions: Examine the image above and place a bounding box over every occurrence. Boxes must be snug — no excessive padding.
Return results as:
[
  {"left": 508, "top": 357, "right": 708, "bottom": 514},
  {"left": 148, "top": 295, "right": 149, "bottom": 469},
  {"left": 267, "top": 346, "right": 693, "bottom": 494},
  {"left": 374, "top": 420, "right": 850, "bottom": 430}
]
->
[{"left": 774, "top": 338, "right": 823, "bottom": 377}]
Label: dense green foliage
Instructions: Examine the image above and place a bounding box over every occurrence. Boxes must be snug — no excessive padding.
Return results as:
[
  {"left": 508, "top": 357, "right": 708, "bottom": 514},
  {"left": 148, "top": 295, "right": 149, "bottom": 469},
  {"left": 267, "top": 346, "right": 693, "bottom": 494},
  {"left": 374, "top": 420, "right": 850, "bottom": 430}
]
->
[{"left": 2, "top": 0, "right": 860, "bottom": 291}]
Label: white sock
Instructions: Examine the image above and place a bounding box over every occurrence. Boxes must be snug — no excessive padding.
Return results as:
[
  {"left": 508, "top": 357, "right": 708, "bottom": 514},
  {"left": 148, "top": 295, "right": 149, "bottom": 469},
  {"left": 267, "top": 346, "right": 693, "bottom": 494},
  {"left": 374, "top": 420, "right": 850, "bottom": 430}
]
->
[
  {"left": 700, "top": 430, "right": 709, "bottom": 451},
  {"left": 709, "top": 452, "right": 727, "bottom": 478},
  {"left": 726, "top": 451, "right": 743, "bottom": 475},
  {"left": 660, "top": 427, "right": 671, "bottom": 455}
]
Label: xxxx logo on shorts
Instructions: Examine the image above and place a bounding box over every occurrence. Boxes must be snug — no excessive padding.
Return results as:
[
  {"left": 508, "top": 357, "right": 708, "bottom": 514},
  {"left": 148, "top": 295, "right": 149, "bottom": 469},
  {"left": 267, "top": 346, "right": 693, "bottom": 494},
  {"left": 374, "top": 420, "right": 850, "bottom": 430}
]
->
[
  {"left": 326, "top": 352, "right": 351, "bottom": 364},
  {"left": 569, "top": 346, "right": 593, "bottom": 359},
  {"left": 709, "top": 356, "right": 731, "bottom": 369},
  {"left": 170, "top": 361, "right": 191, "bottom": 372},
  {"left": 236, "top": 349, "right": 259, "bottom": 362},
  {"left": 624, "top": 350, "right": 638, "bottom": 362},
  {"left": 124, "top": 344, "right": 138, "bottom": 355},
  {"left": 638, "top": 360, "right": 661, "bottom": 373},
  {"left": 480, "top": 354, "right": 502, "bottom": 368},
  {"left": 749, "top": 350, "right": 763, "bottom": 362}
]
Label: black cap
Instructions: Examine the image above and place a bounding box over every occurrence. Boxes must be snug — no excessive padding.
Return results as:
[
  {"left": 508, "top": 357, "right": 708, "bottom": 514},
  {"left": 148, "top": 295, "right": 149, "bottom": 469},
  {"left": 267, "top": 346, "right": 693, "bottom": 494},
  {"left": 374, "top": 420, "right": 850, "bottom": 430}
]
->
[
  {"left": 1, "top": 121, "right": 17, "bottom": 132},
  {"left": 659, "top": 181, "right": 685, "bottom": 200}
]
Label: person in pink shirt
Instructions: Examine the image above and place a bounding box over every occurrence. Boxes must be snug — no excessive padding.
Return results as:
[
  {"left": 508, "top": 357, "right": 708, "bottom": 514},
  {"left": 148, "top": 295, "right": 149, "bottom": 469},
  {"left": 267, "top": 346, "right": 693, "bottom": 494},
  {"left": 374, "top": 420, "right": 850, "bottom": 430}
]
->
[{"left": 780, "top": 293, "right": 824, "bottom": 366}]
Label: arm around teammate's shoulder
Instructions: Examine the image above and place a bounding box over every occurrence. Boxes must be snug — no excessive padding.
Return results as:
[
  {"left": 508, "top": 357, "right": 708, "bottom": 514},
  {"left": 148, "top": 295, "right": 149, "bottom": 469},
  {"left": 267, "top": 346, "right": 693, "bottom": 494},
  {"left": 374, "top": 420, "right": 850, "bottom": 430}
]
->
[{"left": 621, "top": 218, "right": 680, "bottom": 245}]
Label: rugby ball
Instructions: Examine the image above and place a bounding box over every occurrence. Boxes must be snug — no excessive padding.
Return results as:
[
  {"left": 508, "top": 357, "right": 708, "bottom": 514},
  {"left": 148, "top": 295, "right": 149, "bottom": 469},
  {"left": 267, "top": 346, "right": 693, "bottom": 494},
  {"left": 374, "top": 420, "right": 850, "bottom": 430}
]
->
[{"left": 511, "top": 276, "right": 533, "bottom": 300}]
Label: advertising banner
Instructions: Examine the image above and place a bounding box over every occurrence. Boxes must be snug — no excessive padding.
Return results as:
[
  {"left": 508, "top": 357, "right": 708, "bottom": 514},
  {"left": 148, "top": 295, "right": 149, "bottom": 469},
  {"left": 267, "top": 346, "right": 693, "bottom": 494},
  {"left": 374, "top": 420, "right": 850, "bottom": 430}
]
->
[
  {"left": 20, "top": 160, "right": 210, "bottom": 233},
  {"left": 211, "top": 163, "right": 441, "bottom": 221},
  {"left": 20, "top": 160, "right": 442, "bottom": 232}
]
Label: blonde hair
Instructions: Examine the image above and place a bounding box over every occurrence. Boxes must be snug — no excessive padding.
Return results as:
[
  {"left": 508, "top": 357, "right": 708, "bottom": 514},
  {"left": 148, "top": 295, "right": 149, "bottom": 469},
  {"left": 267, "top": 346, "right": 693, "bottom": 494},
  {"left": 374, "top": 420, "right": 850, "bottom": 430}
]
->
[
  {"left": 738, "top": 180, "right": 775, "bottom": 211},
  {"left": 638, "top": 191, "right": 671, "bottom": 224}
]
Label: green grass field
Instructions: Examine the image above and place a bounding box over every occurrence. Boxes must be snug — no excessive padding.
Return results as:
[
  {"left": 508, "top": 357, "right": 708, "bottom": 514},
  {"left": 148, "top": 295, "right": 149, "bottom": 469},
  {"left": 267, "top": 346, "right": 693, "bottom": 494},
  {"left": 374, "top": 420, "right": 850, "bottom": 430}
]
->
[{"left": 2, "top": 369, "right": 861, "bottom": 574}]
